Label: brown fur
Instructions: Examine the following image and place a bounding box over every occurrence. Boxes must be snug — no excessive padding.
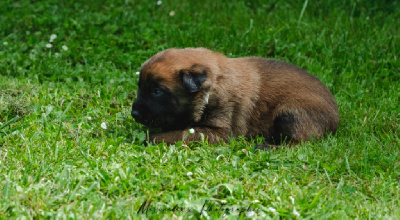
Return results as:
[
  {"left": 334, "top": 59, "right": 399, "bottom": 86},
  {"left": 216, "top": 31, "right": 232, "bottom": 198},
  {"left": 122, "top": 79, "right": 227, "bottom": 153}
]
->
[{"left": 131, "top": 48, "right": 339, "bottom": 146}]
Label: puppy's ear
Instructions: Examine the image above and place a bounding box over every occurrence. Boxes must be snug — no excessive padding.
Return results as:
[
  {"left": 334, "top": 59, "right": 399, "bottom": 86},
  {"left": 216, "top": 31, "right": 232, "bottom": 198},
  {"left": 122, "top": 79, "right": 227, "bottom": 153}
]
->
[{"left": 180, "top": 70, "right": 207, "bottom": 93}]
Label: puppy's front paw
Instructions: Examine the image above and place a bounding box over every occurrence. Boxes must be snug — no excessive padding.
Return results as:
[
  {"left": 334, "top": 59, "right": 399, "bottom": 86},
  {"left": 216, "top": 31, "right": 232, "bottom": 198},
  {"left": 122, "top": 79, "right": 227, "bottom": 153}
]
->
[
  {"left": 144, "top": 134, "right": 159, "bottom": 145},
  {"left": 147, "top": 133, "right": 170, "bottom": 145},
  {"left": 141, "top": 135, "right": 164, "bottom": 146}
]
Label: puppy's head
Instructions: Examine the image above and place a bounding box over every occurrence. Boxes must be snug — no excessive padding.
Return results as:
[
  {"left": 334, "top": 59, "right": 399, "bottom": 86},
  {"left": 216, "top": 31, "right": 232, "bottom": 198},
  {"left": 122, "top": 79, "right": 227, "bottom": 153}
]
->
[{"left": 131, "top": 48, "right": 219, "bottom": 131}]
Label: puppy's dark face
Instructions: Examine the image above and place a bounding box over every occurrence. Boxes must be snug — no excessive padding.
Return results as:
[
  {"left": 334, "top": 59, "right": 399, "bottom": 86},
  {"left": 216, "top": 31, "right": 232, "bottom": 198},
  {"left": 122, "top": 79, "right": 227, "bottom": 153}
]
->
[
  {"left": 131, "top": 75, "right": 193, "bottom": 131},
  {"left": 131, "top": 49, "right": 211, "bottom": 131}
]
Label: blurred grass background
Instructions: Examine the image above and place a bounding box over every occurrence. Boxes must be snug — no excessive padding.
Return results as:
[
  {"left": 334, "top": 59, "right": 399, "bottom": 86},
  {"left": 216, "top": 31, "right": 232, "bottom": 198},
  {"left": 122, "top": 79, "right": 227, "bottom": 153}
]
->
[{"left": 0, "top": 0, "right": 399, "bottom": 218}]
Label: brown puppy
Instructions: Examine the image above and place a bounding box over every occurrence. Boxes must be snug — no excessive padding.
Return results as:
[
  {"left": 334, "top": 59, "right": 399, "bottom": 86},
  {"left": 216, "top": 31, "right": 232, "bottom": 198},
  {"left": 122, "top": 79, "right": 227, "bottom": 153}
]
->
[{"left": 131, "top": 48, "right": 339, "bottom": 147}]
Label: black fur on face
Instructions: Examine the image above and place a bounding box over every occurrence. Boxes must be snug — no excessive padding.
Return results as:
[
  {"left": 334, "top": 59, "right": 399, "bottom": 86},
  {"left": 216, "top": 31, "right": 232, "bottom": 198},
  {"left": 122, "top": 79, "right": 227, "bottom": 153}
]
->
[
  {"left": 131, "top": 76, "right": 194, "bottom": 131},
  {"left": 131, "top": 64, "right": 209, "bottom": 131}
]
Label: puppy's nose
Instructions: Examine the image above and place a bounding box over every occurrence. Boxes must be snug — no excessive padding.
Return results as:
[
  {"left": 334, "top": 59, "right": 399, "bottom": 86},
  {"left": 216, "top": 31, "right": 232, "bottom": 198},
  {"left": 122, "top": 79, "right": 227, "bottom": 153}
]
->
[{"left": 131, "top": 110, "right": 140, "bottom": 118}]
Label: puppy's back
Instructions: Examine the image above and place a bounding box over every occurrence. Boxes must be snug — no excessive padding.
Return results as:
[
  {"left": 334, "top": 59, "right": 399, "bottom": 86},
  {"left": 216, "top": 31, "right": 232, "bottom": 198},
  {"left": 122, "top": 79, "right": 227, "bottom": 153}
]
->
[{"left": 239, "top": 57, "right": 339, "bottom": 143}]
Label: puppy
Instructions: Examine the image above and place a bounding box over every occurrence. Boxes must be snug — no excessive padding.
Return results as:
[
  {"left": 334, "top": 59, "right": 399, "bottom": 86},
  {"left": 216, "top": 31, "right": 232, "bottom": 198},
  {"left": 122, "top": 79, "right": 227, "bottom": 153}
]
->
[{"left": 131, "top": 48, "right": 339, "bottom": 147}]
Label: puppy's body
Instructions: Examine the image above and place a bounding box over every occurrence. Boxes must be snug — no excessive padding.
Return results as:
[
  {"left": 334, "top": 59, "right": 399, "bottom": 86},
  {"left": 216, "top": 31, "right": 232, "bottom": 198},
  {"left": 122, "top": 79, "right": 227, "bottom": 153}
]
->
[{"left": 131, "top": 48, "right": 339, "bottom": 145}]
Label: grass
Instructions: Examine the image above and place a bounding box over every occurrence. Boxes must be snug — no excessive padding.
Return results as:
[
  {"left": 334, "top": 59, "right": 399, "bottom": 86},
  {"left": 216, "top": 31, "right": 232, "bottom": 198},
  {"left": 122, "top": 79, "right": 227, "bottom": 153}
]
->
[{"left": 1, "top": 0, "right": 399, "bottom": 218}]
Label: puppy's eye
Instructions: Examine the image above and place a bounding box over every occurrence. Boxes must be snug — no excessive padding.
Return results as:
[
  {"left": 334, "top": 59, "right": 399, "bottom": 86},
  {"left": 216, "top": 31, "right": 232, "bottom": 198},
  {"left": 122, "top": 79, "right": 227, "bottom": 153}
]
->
[{"left": 152, "top": 88, "right": 163, "bottom": 97}]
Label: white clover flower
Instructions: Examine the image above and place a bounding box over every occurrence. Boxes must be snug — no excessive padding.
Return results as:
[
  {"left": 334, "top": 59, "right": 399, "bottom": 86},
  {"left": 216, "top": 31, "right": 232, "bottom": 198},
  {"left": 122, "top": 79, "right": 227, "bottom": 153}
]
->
[
  {"left": 293, "top": 208, "right": 300, "bottom": 217},
  {"left": 246, "top": 211, "right": 255, "bottom": 217},
  {"left": 268, "top": 207, "right": 278, "bottom": 215},
  {"left": 186, "top": 172, "right": 193, "bottom": 176},
  {"left": 46, "top": 43, "right": 52, "bottom": 48},
  {"left": 135, "top": 71, "right": 140, "bottom": 75},
  {"left": 289, "top": 196, "right": 295, "bottom": 204},
  {"left": 242, "top": 149, "right": 248, "bottom": 153},
  {"left": 169, "top": 11, "right": 175, "bottom": 16},
  {"left": 156, "top": 0, "right": 162, "bottom": 5},
  {"left": 87, "top": 116, "right": 92, "bottom": 121},
  {"left": 3, "top": 42, "right": 8, "bottom": 46},
  {"left": 254, "top": 199, "right": 259, "bottom": 203},
  {"left": 101, "top": 122, "right": 107, "bottom": 129},
  {"left": 62, "top": 45, "right": 68, "bottom": 51},
  {"left": 188, "top": 128, "right": 195, "bottom": 134},
  {"left": 49, "top": 34, "right": 57, "bottom": 42}
]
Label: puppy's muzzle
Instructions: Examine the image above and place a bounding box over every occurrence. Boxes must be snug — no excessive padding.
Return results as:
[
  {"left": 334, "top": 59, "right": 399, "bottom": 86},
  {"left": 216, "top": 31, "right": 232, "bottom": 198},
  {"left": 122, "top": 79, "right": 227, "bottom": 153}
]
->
[
  {"left": 131, "top": 100, "right": 142, "bottom": 120},
  {"left": 131, "top": 108, "right": 146, "bottom": 124},
  {"left": 131, "top": 110, "right": 140, "bottom": 118},
  {"left": 131, "top": 101, "right": 151, "bottom": 125}
]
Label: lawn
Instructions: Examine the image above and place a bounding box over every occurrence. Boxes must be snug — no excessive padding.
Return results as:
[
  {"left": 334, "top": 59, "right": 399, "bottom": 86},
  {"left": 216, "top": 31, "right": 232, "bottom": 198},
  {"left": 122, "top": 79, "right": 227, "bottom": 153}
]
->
[{"left": 1, "top": 0, "right": 399, "bottom": 218}]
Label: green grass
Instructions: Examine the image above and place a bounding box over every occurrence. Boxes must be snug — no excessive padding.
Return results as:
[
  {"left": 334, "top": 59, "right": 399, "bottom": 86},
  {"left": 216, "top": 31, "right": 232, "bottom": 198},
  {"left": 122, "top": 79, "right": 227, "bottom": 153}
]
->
[{"left": 1, "top": 0, "right": 399, "bottom": 218}]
